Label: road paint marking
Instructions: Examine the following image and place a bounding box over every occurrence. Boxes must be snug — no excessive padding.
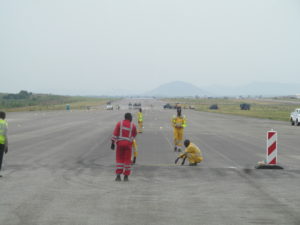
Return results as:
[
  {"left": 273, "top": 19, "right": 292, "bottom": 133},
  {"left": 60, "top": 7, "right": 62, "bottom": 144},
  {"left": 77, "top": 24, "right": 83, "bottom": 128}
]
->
[{"left": 159, "top": 128, "right": 174, "bottom": 150}]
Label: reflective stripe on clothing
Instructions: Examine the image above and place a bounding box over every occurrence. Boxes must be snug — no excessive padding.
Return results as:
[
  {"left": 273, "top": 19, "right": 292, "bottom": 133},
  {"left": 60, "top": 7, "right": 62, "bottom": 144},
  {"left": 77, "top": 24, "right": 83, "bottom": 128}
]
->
[
  {"left": 112, "top": 120, "right": 137, "bottom": 144},
  {"left": 0, "top": 120, "right": 7, "bottom": 145},
  {"left": 115, "top": 144, "right": 133, "bottom": 176},
  {"left": 124, "top": 167, "right": 131, "bottom": 171},
  {"left": 119, "top": 121, "right": 134, "bottom": 142},
  {"left": 172, "top": 115, "right": 186, "bottom": 128},
  {"left": 137, "top": 112, "right": 143, "bottom": 122}
]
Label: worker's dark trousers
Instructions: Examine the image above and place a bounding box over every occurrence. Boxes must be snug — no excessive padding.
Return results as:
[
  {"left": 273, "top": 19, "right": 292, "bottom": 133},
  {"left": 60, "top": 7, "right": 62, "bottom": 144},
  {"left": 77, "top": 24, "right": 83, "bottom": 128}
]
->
[{"left": 0, "top": 144, "right": 5, "bottom": 171}]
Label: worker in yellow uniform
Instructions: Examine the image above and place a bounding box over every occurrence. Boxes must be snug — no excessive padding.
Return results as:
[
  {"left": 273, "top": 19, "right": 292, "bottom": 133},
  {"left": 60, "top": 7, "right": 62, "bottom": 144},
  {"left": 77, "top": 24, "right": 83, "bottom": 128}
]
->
[
  {"left": 132, "top": 139, "right": 138, "bottom": 164},
  {"left": 0, "top": 111, "right": 8, "bottom": 177},
  {"left": 137, "top": 108, "right": 143, "bottom": 133},
  {"left": 172, "top": 107, "right": 186, "bottom": 152},
  {"left": 175, "top": 139, "right": 203, "bottom": 166}
]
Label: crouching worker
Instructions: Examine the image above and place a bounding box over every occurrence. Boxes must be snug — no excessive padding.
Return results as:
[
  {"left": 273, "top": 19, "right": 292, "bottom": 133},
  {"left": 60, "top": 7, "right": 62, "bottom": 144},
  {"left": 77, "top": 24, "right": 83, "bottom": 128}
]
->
[
  {"left": 132, "top": 139, "right": 138, "bottom": 164},
  {"left": 175, "top": 139, "right": 203, "bottom": 166}
]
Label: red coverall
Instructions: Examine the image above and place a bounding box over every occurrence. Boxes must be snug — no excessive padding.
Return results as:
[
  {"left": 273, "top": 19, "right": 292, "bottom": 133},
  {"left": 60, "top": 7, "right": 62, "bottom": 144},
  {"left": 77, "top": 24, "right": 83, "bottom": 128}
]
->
[{"left": 112, "top": 120, "right": 137, "bottom": 176}]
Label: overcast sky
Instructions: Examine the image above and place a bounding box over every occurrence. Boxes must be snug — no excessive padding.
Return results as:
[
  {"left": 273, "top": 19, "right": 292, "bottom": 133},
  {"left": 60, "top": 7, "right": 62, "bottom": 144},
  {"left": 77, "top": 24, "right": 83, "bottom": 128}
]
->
[{"left": 1, "top": 0, "right": 300, "bottom": 95}]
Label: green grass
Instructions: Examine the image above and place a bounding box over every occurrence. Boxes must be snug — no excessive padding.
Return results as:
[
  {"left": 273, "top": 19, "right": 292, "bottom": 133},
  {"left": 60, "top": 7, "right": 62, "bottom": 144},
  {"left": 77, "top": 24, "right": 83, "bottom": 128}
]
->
[
  {"left": 0, "top": 92, "right": 115, "bottom": 112},
  {"left": 165, "top": 98, "right": 300, "bottom": 121}
]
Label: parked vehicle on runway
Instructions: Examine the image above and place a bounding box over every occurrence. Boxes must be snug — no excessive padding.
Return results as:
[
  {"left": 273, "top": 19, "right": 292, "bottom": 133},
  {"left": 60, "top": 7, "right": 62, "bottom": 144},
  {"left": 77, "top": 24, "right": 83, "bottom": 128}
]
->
[
  {"left": 133, "top": 103, "right": 141, "bottom": 109},
  {"left": 106, "top": 104, "right": 113, "bottom": 110},
  {"left": 290, "top": 108, "right": 300, "bottom": 126},
  {"left": 163, "top": 103, "right": 174, "bottom": 109}
]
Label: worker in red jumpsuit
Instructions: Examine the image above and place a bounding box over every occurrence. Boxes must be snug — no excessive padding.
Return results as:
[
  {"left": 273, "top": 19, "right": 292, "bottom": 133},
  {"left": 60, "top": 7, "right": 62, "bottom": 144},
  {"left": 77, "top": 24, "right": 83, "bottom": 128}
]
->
[{"left": 111, "top": 113, "right": 137, "bottom": 182}]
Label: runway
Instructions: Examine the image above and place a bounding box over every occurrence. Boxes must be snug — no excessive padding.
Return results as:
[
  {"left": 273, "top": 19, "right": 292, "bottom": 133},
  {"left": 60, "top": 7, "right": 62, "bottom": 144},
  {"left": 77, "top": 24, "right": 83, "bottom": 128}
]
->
[{"left": 1, "top": 99, "right": 300, "bottom": 225}]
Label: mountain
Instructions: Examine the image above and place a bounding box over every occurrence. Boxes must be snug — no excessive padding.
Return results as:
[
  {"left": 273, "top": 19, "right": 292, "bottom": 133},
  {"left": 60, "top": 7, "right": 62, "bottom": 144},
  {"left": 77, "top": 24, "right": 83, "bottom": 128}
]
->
[{"left": 144, "top": 81, "right": 209, "bottom": 97}]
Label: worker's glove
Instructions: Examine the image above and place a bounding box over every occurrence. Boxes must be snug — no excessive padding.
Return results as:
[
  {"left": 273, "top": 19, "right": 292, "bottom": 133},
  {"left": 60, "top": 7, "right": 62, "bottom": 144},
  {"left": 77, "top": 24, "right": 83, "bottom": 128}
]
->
[
  {"left": 175, "top": 157, "right": 180, "bottom": 164},
  {"left": 4, "top": 145, "right": 8, "bottom": 154},
  {"left": 110, "top": 141, "right": 115, "bottom": 150}
]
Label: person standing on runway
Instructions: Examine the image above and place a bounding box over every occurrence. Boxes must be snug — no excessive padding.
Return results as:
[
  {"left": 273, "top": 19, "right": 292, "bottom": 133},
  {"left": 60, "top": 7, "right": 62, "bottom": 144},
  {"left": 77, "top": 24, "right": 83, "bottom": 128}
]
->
[
  {"left": 0, "top": 111, "right": 8, "bottom": 177},
  {"left": 111, "top": 113, "right": 137, "bottom": 181},
  {"left": 171, "top": 107, "right": 187, "bottom": 152},
  {"left": 137, "top": 108, "right": 144, "bottom": 133}
]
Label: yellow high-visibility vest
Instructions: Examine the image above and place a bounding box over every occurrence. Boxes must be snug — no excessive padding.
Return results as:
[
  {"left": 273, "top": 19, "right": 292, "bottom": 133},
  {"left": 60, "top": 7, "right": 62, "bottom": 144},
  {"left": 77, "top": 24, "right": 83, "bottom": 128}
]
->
[
  {"left": 137, "top": 112, "right": 143, "bottom": 122},
  {"left": 0, "top": 120, "right": 8, "bottom": 145},
  {"left": 172, "top": 115, "right": 186, "bottom": 128}
]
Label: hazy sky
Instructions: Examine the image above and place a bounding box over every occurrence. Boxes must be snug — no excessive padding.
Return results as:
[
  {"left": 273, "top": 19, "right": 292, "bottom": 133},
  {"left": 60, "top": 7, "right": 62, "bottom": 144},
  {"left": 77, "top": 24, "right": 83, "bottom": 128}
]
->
[{"left": 1, "top": 0, "right": 300, "bottom": 95}]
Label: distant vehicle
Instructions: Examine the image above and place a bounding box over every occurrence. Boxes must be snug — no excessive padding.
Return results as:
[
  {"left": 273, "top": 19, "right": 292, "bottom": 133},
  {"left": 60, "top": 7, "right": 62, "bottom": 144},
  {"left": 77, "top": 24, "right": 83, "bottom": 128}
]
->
[
  {"left": 240, "top": 103, "right": 251, "bottom": 110},
  {"left": 189, "top": 105, "right": 195, "bottom": 110},
  {"left": 106, "top": 104, "right": 113, "bottom": 110},
  {"left": 133, "top": 103, "right": 141, "bottom": 109},
  {"left": 290, "top": 108, "right": 300, "bottom": 126},
  {"left": 163, "top": 103, "right": 174, "bottom": 109},
  {"left": 209, "top": 104, "right": 218, "bottom": 110}
]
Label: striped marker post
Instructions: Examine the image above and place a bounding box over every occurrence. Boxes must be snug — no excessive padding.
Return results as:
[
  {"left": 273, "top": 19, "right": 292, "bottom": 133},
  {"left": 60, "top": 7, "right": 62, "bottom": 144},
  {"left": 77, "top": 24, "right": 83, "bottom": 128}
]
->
[
  {"left": 255, "top": 129, "right": 283, "bottom": 169},
  {"left": 266, "top": 130, "right": 277, "bottom": 165}
]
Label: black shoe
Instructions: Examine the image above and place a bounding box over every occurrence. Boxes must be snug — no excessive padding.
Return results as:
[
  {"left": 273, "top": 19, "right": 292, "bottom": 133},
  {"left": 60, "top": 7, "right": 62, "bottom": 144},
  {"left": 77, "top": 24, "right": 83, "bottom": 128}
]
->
[
  {"left": 115, "top": 174, "right": 121, "bottom": 181},
  {"left": 174, "top": 146, "right": 177, "bottom": 152},
  {"left": 124, "top": 175, "right": 129, "bottom": 182}
]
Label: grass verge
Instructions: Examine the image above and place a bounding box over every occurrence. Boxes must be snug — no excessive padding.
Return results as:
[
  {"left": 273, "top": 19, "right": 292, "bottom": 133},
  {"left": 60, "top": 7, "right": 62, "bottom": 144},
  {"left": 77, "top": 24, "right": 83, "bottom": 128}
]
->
[{"left": 165, "top": 98, "right": 300, "bottom": 121}]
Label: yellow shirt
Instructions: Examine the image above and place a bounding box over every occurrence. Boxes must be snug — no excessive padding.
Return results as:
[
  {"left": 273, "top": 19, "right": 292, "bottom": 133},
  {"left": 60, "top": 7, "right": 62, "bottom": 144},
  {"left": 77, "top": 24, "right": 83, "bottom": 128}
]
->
[
  {"left": 172, "top": 115, "right": 187, "bottom": 128},
  {"left": 180, "top": 143, "right": 203, "bottom": 160},
  {"left": 137, "top": 112, "right": 143, "bottom": 122}
]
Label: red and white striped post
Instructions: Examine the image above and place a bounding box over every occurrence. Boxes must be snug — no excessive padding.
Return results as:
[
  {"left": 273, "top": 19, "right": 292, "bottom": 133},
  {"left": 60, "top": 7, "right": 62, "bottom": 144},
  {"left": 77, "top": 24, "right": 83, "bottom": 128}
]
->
[
  {"left": 256, "top": 129, "right": 283, "bottom": 169},
  {"left": 266, "top": 129, "right": 277, "bottom": 165}
]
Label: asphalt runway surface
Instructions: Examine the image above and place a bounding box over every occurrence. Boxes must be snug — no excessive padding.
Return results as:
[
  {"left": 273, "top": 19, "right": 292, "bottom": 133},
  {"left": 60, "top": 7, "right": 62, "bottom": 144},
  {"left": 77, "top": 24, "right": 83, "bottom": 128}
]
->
[{"left": 1, "top": 99, "right": 300, "bottom": 225}]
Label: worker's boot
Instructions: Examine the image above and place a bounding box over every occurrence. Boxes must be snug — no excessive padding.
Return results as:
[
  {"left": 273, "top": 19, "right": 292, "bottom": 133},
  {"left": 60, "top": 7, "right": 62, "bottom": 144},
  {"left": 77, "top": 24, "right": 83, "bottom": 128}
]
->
[
  {"left": 123, "top": 175, "right": 129, "bottom": 182},
  {"left": 115, "top": 174, "right": 121, "bottom": 181}
]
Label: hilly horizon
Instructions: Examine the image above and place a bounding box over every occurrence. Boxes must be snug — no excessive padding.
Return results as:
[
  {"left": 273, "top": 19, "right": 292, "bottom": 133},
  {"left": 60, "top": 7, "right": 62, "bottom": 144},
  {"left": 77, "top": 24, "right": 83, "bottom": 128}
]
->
[
  {"left": 2, "top": 81, "right": 299, "bottom": 97},
  {"left": 143, "top": 81, "right": 300, "bottom": 97},
  {"left": 143, "top": 81, "right": 209, "bottom": 97}
]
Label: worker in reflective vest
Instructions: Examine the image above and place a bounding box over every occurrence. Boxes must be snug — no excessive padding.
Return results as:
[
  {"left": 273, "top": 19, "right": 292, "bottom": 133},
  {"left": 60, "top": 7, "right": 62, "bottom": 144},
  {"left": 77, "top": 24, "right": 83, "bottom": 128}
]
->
[
  {"left": 137, "top": 108, "right": 143, "bottom": 133},
  {"left": 0, "top": 111, "right": 8, "bottom": 178},
  {"left": 172, "top": 107, "right": 187, "bottom": 152},
  {"left": 175, "top": 139, "right": 203, "bottom": 166},
  {"left": 111, "top": 113, "right": 137, "bottom": 182},
  {"left": 132, "top": 139, "right": 138, "bottom": 164}
]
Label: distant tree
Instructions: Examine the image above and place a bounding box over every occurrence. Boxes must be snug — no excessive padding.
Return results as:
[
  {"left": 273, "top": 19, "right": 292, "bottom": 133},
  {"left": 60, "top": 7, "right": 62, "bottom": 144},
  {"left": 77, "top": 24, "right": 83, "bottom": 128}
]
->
[
  {"left": 2, "top": 90, "right": 32, "bottom": 100},
  {"left": 18, "top": 90, "right": 32, "bottom": 99}
]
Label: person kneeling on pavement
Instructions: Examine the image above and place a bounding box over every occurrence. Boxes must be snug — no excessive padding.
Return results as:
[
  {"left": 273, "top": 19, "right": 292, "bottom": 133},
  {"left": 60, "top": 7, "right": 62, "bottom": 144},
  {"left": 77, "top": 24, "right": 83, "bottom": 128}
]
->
[{"left": 175, "top": 139, "right": 203, "bottom": 166}]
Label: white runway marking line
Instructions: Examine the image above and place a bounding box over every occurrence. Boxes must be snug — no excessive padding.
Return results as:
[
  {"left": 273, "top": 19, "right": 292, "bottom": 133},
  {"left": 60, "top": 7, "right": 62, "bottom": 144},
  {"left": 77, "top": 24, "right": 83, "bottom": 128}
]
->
[
  {"left": 190, "top": 134, "right": 242, "bottom": 169},
  {"left": 159, "top": 125, "right": 174, "bottom": 151}
]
